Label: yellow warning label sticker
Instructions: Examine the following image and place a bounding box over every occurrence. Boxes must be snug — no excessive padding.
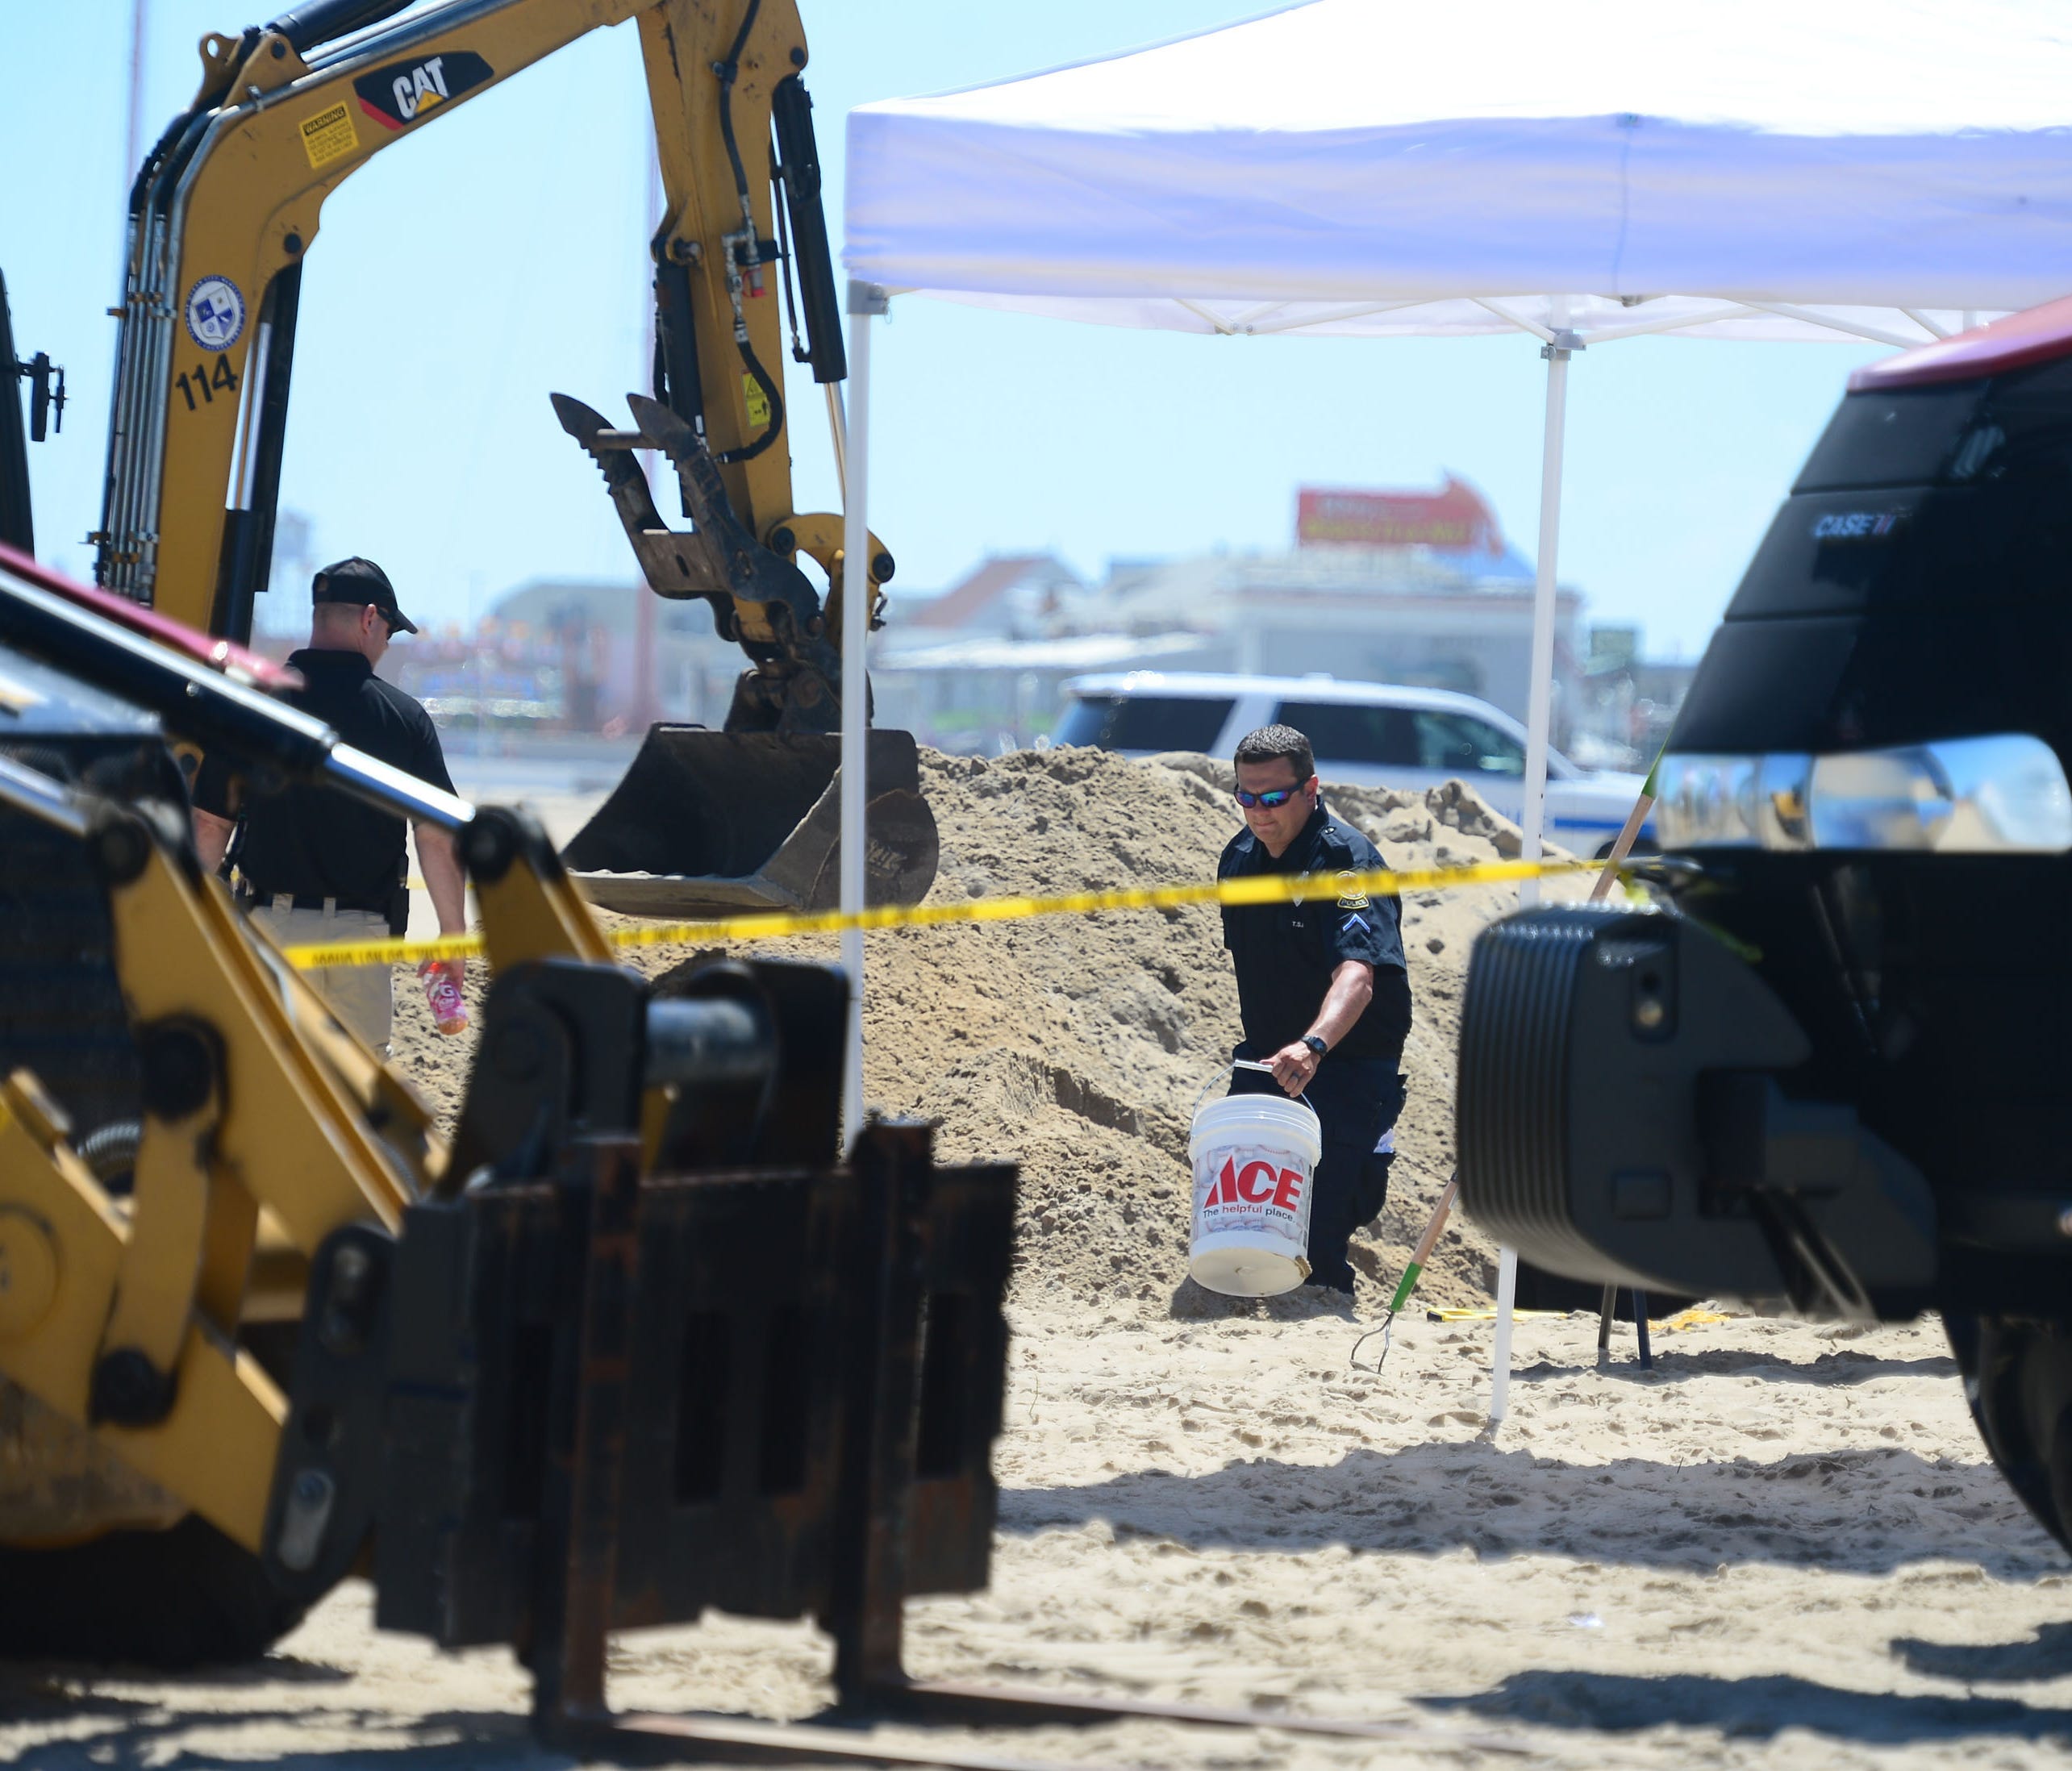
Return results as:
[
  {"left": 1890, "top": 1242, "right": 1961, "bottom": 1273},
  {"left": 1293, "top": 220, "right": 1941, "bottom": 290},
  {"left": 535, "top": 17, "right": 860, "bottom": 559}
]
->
[
  {"left": 742, "top": 372, "right": 771, "bottom": 429},
  {"left": 299, "top": 102, "right": 359, "bottom": 170}
]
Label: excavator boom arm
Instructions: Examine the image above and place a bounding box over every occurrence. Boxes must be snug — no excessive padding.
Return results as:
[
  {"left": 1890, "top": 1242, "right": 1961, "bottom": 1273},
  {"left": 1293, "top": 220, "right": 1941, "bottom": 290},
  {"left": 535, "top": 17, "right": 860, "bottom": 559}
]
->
[
  {"left": 92, "top": 0, "right": 932, "bottom": 923},
  {"left": 95, "top": 0, "right": 847, "bottom": 652}
]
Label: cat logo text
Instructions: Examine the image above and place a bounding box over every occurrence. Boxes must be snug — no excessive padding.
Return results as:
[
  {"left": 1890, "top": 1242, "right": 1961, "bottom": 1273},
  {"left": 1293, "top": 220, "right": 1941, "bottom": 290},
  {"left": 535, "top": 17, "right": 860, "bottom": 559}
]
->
[{"left": 353, "top": 51, "right": 494, "bottom": 131}]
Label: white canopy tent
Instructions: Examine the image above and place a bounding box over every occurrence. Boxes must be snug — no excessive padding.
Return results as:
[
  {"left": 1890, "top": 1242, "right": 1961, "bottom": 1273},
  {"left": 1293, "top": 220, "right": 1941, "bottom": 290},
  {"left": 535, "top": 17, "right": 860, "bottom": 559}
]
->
[{"left": 834, "top": 0, "right": 2072, "bottom": 1411}]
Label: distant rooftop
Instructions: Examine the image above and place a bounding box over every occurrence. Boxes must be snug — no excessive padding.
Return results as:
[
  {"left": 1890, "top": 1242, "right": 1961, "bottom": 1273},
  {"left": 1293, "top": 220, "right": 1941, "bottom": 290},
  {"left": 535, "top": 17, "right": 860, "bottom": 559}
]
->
[{"left": 905, "top": 552, "right": 1081, "bottom": 629}]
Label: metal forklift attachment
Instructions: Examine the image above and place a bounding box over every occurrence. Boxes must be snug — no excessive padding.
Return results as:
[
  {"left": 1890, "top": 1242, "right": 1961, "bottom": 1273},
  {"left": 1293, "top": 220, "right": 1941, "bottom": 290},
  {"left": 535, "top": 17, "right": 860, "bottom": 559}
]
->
[{"left": 258, "top": 951, "right": 1013, "bottom": 1719}]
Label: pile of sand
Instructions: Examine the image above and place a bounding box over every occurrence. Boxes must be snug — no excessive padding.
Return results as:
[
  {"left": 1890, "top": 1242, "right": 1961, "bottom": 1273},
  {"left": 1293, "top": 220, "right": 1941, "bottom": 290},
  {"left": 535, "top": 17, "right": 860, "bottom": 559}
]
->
[{"left": 390, "top": 748, "right": 1576, "bottom": 1315}]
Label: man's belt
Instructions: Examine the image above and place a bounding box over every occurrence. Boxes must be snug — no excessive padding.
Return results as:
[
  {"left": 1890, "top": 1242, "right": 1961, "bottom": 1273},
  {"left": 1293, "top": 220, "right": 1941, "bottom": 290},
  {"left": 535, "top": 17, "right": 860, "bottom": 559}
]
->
[{"left": 236, "top": 885, "right": 390, "bottom": 917}]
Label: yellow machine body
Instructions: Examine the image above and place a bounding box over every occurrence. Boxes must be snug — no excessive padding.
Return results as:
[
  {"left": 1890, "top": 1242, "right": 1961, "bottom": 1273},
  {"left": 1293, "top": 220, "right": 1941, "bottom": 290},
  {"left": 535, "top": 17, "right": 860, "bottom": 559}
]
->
[{"left": 94, "top": 0, "right": 932, "bottom": 919}]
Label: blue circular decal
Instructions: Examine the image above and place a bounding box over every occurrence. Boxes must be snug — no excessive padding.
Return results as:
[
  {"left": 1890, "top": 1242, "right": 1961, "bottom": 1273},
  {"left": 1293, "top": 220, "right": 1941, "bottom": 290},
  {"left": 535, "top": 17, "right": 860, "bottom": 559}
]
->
[{"left": 183, "top": 275, "right": 246, "bottom": 352}]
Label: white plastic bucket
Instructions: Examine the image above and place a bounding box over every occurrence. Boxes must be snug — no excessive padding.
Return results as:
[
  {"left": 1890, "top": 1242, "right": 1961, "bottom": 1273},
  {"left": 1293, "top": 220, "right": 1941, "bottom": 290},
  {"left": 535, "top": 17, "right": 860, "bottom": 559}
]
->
[{"left": 1187, "top": 1071, "right": 1324, "bottom": 1297}]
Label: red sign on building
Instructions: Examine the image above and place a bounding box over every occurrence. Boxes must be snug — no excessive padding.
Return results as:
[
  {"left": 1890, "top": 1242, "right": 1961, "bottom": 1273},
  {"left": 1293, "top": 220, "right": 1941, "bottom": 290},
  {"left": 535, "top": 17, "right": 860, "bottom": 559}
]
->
[{"left": 1297, "top": 477, "right": 1506, "bottom": 555}]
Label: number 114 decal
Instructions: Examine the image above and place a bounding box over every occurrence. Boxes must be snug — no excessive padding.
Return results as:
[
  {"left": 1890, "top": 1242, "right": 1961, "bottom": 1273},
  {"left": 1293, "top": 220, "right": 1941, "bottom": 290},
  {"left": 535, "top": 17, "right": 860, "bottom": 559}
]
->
[{"left": 174, "top": 356, "right": 240, "bottom": 412}]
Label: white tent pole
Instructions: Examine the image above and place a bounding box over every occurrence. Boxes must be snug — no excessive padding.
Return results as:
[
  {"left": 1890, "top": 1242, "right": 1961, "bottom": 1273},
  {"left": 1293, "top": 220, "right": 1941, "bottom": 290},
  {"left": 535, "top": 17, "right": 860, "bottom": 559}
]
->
[
  {"left": 826, "top": 383, "right": 849, "bottom": 494},
  {"left": 1517, "top": 315, "right": 1571, "bottom": 908},
  {"left": 1491, "top": 301, "right": 1576, "bottom": 1427},
  {"left": 1490, "top": 1248, "right": 1520, "bottom": 1422},
  {"left": 841, "top": 281, "right": 886, "bottom": 1150}
]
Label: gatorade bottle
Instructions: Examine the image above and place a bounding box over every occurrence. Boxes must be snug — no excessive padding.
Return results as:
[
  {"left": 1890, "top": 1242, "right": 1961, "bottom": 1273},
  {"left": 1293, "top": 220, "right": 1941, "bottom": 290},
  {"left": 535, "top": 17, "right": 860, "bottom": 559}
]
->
[{"left": 419, "top": 960, "right": 469, "bottom": 1036}]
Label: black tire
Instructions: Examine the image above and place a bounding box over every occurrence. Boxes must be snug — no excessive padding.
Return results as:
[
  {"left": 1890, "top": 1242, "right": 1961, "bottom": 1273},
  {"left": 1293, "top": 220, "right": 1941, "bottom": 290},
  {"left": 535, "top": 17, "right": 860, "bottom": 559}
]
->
[
  {"left": 1946, "top": 1312, "right": 2072, "bottom": 1556},
  {"left": 0, "top": 1324, "right": 313, "bottom": 1667},
  {"left": 0, "top": 1514, "right": 308, "bottom": 1667}
]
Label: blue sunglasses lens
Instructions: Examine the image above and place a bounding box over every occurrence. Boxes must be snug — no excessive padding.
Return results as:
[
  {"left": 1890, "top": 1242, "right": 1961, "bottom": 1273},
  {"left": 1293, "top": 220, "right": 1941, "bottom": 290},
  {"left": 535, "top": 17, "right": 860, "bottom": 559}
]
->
[{"left": 1236, "top": 786, "right": 1297, "bottom": 809}]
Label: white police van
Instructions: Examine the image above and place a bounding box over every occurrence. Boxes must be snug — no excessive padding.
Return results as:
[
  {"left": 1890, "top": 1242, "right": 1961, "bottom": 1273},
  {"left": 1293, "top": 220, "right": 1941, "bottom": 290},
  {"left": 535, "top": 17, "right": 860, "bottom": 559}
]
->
[{"left": 1054, "top": 672, "right": 1653, "bottom": 854}]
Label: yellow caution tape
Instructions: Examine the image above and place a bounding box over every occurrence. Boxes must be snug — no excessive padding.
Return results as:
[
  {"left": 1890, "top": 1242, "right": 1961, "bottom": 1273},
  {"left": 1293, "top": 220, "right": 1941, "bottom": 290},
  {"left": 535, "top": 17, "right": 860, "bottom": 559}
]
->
[
  {"left": 276, "top": 853, "right": 1598, "bottom": 972},
  {"left": 1424, "top": 1308, "right": 1570, "bottom": 1323},
  {"left": 1424, "top": 1304, "right": 1741, "bottom": 1329},
  {"left": 1657, "top": 1306, "right": 1738, "bottom": 1332}
]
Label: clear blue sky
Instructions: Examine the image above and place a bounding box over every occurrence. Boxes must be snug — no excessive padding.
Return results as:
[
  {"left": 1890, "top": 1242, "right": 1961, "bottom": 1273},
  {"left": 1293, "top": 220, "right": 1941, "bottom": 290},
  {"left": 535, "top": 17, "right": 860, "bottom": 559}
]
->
[{"left": 5, "top": 1, "right": 1883, "bottom": 655}]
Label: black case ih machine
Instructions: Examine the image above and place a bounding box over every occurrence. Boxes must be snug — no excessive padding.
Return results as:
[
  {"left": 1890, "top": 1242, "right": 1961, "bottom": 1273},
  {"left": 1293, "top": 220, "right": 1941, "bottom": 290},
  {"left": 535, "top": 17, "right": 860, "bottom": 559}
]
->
[{"left": 1460, "top": 303, "right": 2072, "bottom": 1552}]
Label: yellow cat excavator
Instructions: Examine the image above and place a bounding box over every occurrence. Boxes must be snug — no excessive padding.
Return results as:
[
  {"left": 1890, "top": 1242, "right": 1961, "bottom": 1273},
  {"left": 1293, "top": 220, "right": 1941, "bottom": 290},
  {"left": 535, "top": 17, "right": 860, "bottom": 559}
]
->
[{"left": 94, "top": 0, "right": 935, "bottom": 916}]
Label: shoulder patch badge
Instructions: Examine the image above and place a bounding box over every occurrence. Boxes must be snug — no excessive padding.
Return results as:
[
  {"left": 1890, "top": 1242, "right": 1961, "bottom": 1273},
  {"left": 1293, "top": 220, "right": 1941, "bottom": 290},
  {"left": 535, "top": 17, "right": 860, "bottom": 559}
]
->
[{"left": 1336, "top": 869, "right": 1371, "bottom": 911}]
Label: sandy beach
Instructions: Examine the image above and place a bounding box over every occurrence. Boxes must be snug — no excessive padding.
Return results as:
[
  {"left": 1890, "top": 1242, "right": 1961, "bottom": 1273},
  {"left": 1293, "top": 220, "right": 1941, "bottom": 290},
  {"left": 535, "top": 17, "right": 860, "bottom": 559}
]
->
[{"left": 5, "top": 1306, "right": 2065, "bottom": 1769}]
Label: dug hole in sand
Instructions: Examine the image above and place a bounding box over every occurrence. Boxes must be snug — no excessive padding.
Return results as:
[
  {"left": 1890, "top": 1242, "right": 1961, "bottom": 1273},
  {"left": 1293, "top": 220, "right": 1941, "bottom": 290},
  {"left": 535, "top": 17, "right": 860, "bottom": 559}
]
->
[{"left": 10, "top": 751, "right": 2062, "bottom": 1770}]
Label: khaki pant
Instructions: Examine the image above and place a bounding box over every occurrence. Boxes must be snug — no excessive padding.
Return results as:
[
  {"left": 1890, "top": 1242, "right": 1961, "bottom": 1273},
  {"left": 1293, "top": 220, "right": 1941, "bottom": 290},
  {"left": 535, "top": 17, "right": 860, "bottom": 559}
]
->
[{"left": 247, "top": 899, "right": 393, "bottom": 1055}]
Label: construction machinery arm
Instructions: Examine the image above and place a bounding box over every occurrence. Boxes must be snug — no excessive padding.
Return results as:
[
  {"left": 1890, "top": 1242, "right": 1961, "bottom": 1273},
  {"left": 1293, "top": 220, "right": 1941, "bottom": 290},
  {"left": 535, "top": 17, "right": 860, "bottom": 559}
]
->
[
  {"left": 98, "top": 0, "right": 886, "bottom": 717},
  {"left": 100, "top": 0, "right": 643, "bottom": 636},
  {"left": 553, "top": 0, "right": 894, "bottom": 736}
]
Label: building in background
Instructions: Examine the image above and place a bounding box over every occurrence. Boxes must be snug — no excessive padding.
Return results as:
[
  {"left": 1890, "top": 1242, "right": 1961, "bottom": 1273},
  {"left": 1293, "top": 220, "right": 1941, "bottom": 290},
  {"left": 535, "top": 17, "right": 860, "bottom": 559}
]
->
[
  {"left": 871, "top": 553, "right": 1216, "bottom": 750},
  {"left": 890, "top": 553, "right": 1095, "bottom": 643},
  {"left": 465, "top": 577, "right": 745, "bottom": 733},
  {"left": 873, "top": 478, "right": 1685, "bottom": 763},
  {"left": 331, "top": 577, "right": 741, "bottom": 740},
  {"left": 1109, "top": 477, "right": 1573, "bottom": 719},
  {"left": 870, "top": 627, "right": 1212, "bottom": 754}
]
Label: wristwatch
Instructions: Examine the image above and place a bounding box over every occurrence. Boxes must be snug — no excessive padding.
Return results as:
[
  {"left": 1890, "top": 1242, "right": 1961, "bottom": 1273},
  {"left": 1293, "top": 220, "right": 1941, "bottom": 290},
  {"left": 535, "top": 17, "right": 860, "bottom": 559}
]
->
[{"left": 1301, "top": 1034, "right": 1329, "bottom": 1059}]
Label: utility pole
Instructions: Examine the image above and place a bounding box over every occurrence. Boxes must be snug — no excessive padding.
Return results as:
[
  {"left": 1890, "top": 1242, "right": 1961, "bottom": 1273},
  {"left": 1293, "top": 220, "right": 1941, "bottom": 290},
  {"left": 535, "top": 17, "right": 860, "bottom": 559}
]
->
[{"left": 124, "top": 0, "right": 148, "bottom": 185}]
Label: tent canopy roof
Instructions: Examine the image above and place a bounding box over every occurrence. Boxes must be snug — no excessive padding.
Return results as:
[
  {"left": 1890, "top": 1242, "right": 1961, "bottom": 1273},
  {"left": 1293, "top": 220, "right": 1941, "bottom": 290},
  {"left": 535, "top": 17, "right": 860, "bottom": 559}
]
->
[{"left": 845, "top": 0, "right": 2072, "bottom": 344}]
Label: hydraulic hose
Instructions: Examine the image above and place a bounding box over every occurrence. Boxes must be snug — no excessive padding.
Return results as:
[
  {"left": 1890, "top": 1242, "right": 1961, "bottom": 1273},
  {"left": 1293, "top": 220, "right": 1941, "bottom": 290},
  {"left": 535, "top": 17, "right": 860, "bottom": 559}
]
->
[
  {"left": 710, "top": 0, "right": 784, "bottom": 465},
  {"left": 713, "top": 0, "right": 761, "bottom": 198},
  {"left": 718, "top": 341, "right": 784, "bottom": 465}
]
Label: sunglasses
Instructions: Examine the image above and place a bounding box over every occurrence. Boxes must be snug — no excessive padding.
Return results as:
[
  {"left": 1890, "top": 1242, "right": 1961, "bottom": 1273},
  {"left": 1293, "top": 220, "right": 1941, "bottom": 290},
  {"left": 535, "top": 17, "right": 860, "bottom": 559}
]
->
[{"left": 1234, "top": 784, "right": 1303, "bottom": 809}]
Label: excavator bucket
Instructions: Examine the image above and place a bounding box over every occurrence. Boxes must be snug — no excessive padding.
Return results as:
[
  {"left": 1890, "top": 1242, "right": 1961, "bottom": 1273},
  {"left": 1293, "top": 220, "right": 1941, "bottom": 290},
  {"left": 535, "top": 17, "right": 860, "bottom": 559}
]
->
[{"left": 560, "top": 727, "right": 939, "bottom": 919}]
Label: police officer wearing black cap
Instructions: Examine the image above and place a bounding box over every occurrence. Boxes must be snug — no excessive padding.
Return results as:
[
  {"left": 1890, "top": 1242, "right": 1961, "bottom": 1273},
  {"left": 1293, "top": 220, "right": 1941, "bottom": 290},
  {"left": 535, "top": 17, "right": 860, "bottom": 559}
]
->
[
  {"left": 190, "top": 557, "right": 467, "bottom": 1054},
  {"left": 1216, "top": 723, "right": 1411, "bottom": 1302}
]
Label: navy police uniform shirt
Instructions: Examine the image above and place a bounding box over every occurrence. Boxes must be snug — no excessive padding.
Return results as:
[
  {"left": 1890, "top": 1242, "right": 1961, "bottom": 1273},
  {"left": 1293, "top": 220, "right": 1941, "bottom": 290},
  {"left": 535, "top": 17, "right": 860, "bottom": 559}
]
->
[
  {"left": 192, "top": 648, "right": 455, "bottom": 909},
  {"left": 1217, "top": 802, "right": 1411, "bottom": 1062}
]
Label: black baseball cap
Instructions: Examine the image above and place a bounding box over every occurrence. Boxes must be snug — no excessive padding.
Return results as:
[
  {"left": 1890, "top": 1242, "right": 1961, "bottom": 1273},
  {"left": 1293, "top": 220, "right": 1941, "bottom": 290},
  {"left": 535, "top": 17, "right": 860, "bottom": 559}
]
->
[{"left": 311, "top": 556, "right": 419, "bottom": 635}]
